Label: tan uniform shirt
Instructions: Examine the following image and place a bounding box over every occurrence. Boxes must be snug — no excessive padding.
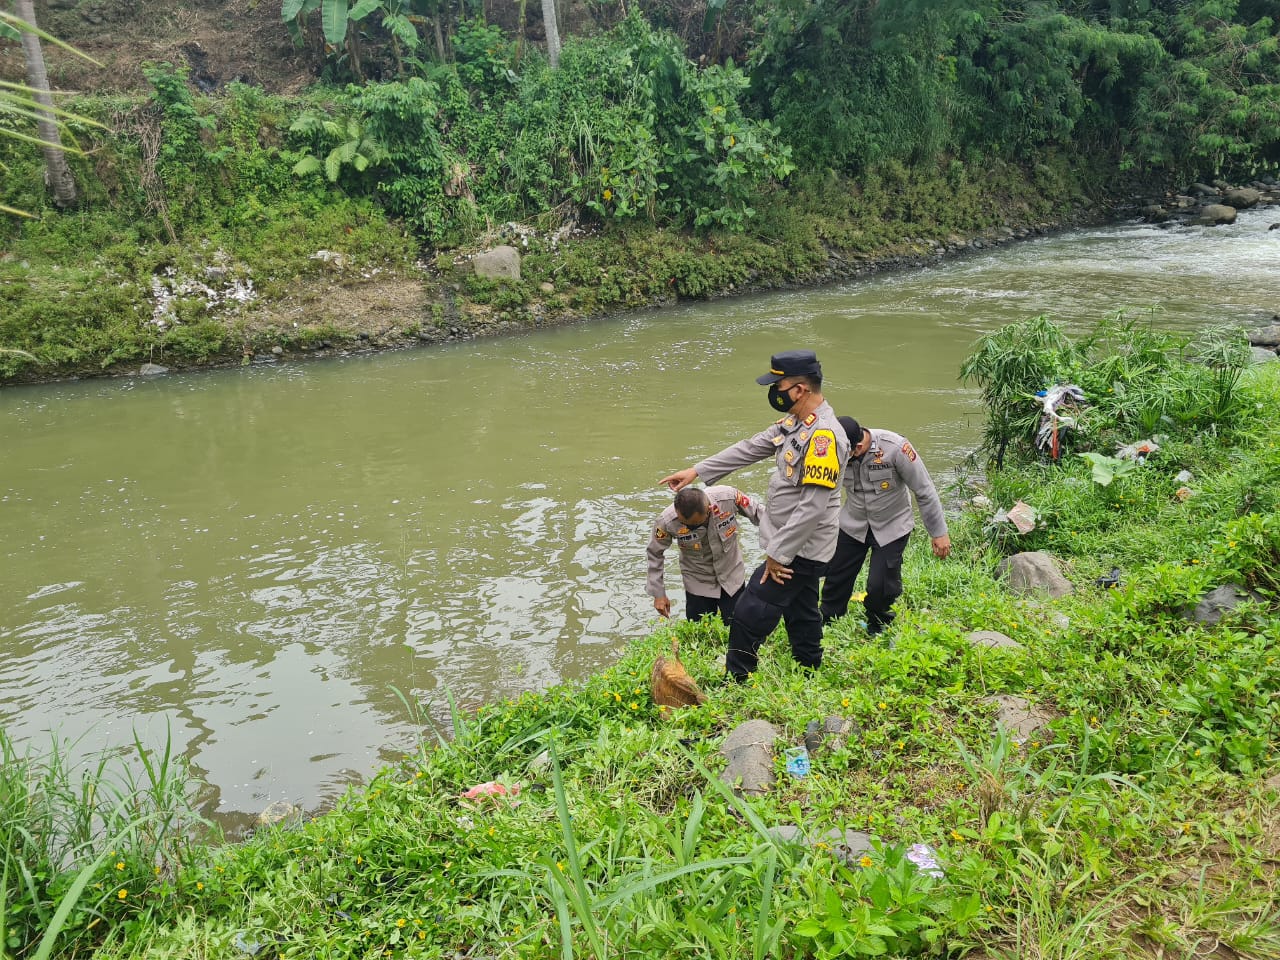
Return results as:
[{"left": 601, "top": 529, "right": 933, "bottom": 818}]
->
[
  {"left": 646, "top": 485, "right": 761, "bottom": 599},
  {"left": 840, "top": 428, "right": 948, "bottom": 544},
  {"left": 694, "top": 400, "right": 848, "bottom": 565}
]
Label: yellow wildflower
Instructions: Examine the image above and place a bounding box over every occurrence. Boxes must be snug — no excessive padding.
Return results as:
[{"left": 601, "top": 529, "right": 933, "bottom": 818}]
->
[
  {"left": 859, "top": 855, "right": 873, "bottom": 868},
  {"left": 117, "top": 889, "right": 127, "bottom": 900}
]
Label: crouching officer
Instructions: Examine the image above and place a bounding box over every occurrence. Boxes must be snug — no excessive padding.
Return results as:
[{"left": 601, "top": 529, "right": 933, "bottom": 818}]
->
[
  {"left": 646, "top": 485, "right": 761, "bottom": 623},
  {"left": 821, "top": 416, "right": 951, "bottom": 636},
  {"left": 661, "top": 350, "right": 848, "bottom": 681}
]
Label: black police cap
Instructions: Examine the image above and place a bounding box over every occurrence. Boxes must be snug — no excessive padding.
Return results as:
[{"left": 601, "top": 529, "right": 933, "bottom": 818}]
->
[
  {"left": 837, "top": 415, "right": 864, "bottom": 448},
  {"left": 755, "top": 350, "right": 822, "bottom": 385}
]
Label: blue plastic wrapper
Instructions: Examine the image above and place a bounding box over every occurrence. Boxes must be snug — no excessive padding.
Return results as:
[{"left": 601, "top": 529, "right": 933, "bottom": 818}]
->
[{"left": 785, "top": 746, "right": 810, "bottom": 777}]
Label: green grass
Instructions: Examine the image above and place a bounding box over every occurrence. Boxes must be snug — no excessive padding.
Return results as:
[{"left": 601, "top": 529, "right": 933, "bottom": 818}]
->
[{"left": 5, "top": 361, "right": 1278, "bottom": 960}]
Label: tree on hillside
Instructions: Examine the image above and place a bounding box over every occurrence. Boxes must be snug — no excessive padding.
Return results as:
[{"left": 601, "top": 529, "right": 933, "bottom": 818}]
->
[
  {"left": 9, "top": 0, "right": 77, "bottom": 207},
  {"left": 541, "top": 0, "right": 561, "bottom": 68}
]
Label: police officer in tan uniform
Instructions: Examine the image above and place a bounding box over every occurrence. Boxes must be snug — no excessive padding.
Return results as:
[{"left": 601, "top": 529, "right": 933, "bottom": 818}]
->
[
  {"left": 646, "top": 485, "right": 761, "bottom": 623},
  {"left": 661, "top": 350, "right": 848, "bottom": 681},
  {"left": 821, "top": 416, "right": 951, "bottom": 636}
]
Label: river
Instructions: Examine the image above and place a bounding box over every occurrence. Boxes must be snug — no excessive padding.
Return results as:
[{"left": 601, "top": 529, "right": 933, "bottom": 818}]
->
[{"left": 2, "top": 208, "right": 1277, "bottom": 827}]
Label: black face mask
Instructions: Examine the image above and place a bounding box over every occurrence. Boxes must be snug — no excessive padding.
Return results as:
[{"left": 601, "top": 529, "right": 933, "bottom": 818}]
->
[{"left": 768, "top": 383, "right": 799, "bottom": 412}]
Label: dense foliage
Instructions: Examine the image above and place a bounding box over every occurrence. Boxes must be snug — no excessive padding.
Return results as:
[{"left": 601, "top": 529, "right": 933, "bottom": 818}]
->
[{"left": 0, "top": 0, "right": 1276, "bottom": 381}]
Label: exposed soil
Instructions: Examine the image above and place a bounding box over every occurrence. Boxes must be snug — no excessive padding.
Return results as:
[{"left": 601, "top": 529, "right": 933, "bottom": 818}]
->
[{"left": 2, "top": 0, "right": 321, "bottom": 94}]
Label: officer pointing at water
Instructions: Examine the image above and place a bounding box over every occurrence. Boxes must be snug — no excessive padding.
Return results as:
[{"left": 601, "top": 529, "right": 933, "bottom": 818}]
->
[{"left": 660, "top": 350, "right": 849, "bottom": 681}]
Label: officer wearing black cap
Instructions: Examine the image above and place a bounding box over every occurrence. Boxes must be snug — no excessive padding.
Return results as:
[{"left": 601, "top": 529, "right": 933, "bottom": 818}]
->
[
  {"left": 821, "top": 416, "right": 951, "bottom": 636},
  {"left": 660, "top": 350, "right": 849, "bottom": 681}
]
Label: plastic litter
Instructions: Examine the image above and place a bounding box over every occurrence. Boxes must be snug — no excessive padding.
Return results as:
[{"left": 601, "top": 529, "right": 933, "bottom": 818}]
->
[
  {"left": 992, "top": 499, "right": 1038, "bottom": 534},
  {"left": 1115, "top": 438, "right": 1160, "bottom": 463},
  {"left": 905, "top": 843, "right": 945, "bottom": 878},
  {"left": 460, "top": 781, "right": 521, "bottom": 801},
  {"left": 232, "top": 932, "right": 264, "bottom": 956},
  {"left": 1095, "top": 567, "right": 1123, "bottom": 589},
  {"left": 1034, "top": 384, "right": 1086, "bottom": 458},
  {"left": 784, "top": 746, "right": 811, "bottom": 778},
  {"left": 1174, "top": 469, "right": 1194, "bottom": 483}
]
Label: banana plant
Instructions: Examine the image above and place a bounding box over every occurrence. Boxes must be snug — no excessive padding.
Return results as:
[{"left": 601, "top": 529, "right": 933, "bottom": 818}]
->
[{"left": 281, "top": 0, "right": 386, "bottom": 48}]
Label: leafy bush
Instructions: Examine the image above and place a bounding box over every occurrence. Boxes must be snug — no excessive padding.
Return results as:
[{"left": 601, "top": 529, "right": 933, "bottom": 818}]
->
[{"left": 961, "top": 312, "right": 1254, "bottom": 467}]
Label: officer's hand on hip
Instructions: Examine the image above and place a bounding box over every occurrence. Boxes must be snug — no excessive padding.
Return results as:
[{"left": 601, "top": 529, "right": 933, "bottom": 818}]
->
[
  {"left": 654, "top": 597, "right": 672, "bottom": 618},
  {"left": 762, "top": 556, "right": 793, "bottom": 585},
  {"left": 932, "top": 535, "right": 952, "bottom": 559},
  {"left": 659, "top": 468, "right": 698, "bottom": 492}
]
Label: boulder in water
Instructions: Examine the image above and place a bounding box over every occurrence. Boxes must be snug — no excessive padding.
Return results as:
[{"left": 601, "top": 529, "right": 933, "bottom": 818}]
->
[
  {"left": 1196, "top": 204, "right": 1237, "bottom": 225},
  {"left": 1223, "top": 187, "right": 1261, "bottom": 210}
]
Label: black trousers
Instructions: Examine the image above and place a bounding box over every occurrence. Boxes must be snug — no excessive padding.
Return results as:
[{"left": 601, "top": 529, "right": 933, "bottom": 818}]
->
[
  {"left": 725, "top": 556, "right": 826, "bottom": 680},
  {"left": 686, "top": 586, "right": 743, "bottom": 625},
  {"left": 820, "top": 528, "right": 910, "bottom": 634}
]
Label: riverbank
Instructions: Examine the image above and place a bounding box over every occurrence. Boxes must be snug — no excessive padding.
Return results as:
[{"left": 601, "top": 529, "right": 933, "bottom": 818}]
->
[
  {"left": 8, "top": 322, "right": 1278, "bottom": 959},
  {"left": 0, "top": 154, "right": 1131, "bottom": 387},
  {"left": 6, "top": 159, "right": 1279, "bottom": 389}
]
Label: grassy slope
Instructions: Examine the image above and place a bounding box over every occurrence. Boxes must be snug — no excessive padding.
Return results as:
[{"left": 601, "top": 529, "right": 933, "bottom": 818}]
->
[{"left": 78, "top": 364, "right": 1280, "bottom": 960}]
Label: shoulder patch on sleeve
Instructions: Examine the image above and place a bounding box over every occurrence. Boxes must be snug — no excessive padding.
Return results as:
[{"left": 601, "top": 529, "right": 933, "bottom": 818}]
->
[
  {"left": 735, "top": 492, "right": 751, "bottom": 509},
  {"left": 655, "top": 528, "right": 667, "bottom": 540},
  {"left": 802, "top": 429, "right": 840, "bottom": 488},
  {"left": 901, "top": 441, "right": 917, "bottom": 462}
]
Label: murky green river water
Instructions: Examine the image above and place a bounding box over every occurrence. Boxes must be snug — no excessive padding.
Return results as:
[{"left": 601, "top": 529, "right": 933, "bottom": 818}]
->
[{"left": 3, "top": 209, "right": 1278, "bottom": 826}]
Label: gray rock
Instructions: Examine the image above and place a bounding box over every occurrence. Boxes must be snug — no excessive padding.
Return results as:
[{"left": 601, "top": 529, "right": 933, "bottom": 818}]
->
[
  {"left": 271, "top": 345, "right": 284, "bottom": 356},
  {"left": 769, "top": 824, "right": 806, "bottom": 846},
  {"left": 1141, "top": 204, "right": 1168, "bottom": 222},
  {"left": 766, "top": 825, "right": 876, "bottom": 866},
  {"left": 257, "top": 801, "right": 301, "bottom": 828},
  {"left": 473, "top": 245, "right": 521, "bottom": 282},
  {"left": 1189, "top": 183, "right": 1216, "bottom": 196},
  {"left": 538, "top": 281, "right": 555, "bottom": 294},
  {"left": 720, "top": 720, "right": 779, "bottom": 796},
  {"left": 984, "top": 695, "right": 1057, "bottom": 743},
  {"left": 823, "top": 828, "right": 876, "bottom": 865},
  {"left": 139, "top": 363, "right": 169, "bottom": 376},
  {"left": 967, "top": 629, "right": 1023, "bottom": 651},
  {"left": 1248, "top": 324, "right": 1280, "bottom": 347},
  {"left": 1187, "top": 584, "right": 1266, "bottom": 626},
  {"left": 1223, "top": 187, "right": 1262, "bottom": 210},
  {"left": 1048, "top": 611, "right": 1070, "bottom": 631},
  {"left": 1250, "top": 346, "right": 1279, "bottom": 364},
  {"left": 997, "top": 551, "right": 1074, "bottom": 599},
  {"left": 1196, "top": 204, "right": 1237, "bottom": 225}
]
